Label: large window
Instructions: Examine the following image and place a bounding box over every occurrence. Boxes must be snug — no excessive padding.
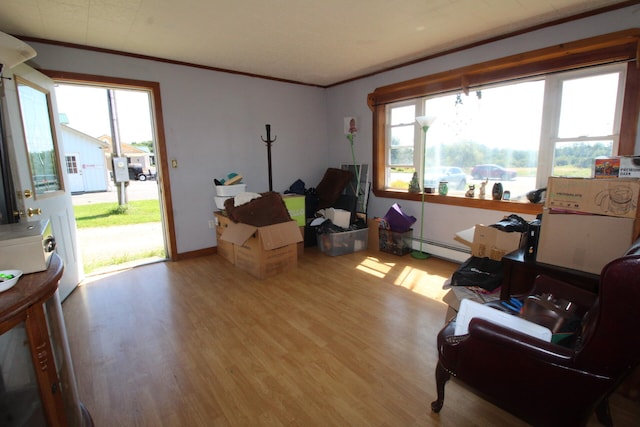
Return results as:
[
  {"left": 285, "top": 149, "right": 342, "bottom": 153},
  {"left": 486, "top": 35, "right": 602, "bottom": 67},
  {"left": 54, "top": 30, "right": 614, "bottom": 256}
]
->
[
  {"left": 368, "top": 30, "right": 640, "bottom": 214},
  {"left": 385, "top": 64, "right": 625, "bottom": 200}
]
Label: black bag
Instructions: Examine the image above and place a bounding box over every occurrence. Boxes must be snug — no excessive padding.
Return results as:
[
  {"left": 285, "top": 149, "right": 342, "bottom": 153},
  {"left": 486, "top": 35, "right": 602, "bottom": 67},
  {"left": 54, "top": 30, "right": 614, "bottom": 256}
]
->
[
  {"left": 451, "top": 256, "right": 503, "bottom": 291},
  {"left": 490, "top": 214, "right": 529, "bottom": 232}
]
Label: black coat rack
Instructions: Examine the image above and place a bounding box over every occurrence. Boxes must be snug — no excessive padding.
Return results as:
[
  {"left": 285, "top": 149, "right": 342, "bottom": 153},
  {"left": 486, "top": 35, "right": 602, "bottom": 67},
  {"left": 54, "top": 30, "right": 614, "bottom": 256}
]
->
[{"left": 261, "top": 124, "right": 277, "bottom": 192}]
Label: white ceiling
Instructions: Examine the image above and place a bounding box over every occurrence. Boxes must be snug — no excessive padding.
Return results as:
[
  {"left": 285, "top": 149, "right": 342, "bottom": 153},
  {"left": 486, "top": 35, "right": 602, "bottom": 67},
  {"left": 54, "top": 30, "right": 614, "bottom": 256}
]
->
[{"left": 0, "top": 0, "right": 632, "bottom": 86}]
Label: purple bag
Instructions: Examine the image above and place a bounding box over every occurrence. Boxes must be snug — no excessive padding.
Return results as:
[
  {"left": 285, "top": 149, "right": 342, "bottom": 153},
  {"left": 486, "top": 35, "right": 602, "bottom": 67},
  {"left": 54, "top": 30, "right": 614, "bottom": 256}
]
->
[{"left": 382, "top": 203, "right": 416, "bottom": 232}]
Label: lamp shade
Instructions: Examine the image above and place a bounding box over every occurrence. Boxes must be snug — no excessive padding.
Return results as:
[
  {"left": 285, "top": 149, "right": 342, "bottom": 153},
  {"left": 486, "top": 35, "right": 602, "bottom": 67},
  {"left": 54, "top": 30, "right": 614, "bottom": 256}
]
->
[
  {"left": 416, "top": 115, "right": 437, "bottom": 128},
  {"left": 0, "top": 32, "right": 36, "bottom": 69}
]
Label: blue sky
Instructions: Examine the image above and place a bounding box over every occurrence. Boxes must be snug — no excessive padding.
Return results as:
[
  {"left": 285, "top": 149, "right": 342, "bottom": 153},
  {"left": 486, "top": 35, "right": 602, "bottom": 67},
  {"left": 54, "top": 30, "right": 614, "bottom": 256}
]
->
[{"left": 54, "top": 84, "right": 153, "bottom": 144}]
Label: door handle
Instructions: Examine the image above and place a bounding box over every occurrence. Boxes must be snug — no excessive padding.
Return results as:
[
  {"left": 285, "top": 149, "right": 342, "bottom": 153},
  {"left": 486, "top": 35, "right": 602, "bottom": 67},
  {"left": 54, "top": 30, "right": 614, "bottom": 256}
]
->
[{"left": 27, "top": 208, "right": 42, "bottom": 217}]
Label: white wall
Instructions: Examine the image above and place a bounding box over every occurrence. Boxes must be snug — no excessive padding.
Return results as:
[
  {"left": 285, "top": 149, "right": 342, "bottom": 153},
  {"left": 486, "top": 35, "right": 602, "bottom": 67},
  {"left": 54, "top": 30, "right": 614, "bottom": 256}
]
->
[
  {"left": 27, "top": 44, "right": 330, "bottom": 254},
  {"left": 324, "top": 5, "right": 640, "bottom": 261}
]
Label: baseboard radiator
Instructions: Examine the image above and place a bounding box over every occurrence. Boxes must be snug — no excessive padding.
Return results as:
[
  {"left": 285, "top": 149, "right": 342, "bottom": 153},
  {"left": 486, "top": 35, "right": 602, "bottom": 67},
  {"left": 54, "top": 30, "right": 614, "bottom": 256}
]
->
[{"left": 411, "top": 238, "right": 470, "bottom": 264}]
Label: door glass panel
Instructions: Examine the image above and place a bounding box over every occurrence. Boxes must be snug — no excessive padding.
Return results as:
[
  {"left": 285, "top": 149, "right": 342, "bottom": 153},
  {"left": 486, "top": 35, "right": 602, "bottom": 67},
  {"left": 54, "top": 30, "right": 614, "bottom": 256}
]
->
[{"left": 15, "top": 77, "right": 63, "bottom": 197}]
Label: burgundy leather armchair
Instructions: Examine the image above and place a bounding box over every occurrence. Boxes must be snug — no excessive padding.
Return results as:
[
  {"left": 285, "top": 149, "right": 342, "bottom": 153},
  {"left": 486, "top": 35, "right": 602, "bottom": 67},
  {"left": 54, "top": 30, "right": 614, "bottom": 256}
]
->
[{"left": 431, "top": 239, "right": 640, "bottom": 426}]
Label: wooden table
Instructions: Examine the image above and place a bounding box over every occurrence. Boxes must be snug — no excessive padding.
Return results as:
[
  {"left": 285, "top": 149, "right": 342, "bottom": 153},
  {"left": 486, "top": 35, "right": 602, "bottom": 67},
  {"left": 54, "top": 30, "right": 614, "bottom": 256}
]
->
[{"left": 0, "top": 254, "right": 93, "bottom": 426}]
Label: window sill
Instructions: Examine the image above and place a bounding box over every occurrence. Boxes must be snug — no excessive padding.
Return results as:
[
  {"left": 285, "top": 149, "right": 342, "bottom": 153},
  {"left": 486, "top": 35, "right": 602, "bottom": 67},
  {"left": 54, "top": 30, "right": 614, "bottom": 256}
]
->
[{"left": 373, "top": 189, "right": 543, "bottom": 216}]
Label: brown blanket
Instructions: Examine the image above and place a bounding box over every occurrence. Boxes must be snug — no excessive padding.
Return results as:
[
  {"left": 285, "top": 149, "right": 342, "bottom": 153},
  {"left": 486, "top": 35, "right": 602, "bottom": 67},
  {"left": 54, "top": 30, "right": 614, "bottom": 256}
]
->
[{"left": 224, "top": 192, "right": 292, "bottom": 227}]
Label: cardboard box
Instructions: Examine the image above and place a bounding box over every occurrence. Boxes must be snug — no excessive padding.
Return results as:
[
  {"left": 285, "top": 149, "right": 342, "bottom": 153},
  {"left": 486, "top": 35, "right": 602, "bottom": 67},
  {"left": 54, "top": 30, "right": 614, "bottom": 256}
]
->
[
  {"left": 282, "top": 194, "right": 305, "bottom": 226},
  {"left": 471, "top": 224, "right": 525, "bottom": 261},
  {"left": 214, "top": 211, "right": 235, "bottom": 264},
  {"left": 454, "top": 226, "right": 475, "bottom": 247},
  {"left": 220, "top": 220, "right": 302, "bottom": 278},
  {"left": 594, "top": 156, "right": 640, "bottom": 179},
  {"left": 379, "top": 229, "right": 412, "bottom": 255},
  {"left": 536, "top": 208, "right": 636, "bottom": 274},
  {"left": 367, "top": 218, "right": 382, "bottom": 251},
  {"left": 545, "top": 177, "right": 640, "bottom": 219},
  {"left": 442, "top": 290, "right": 459, "bottom": 323},
  {"left": 297, "top": 226, "right": 305, "bottom": 257},
  {"left": 317, "top": 227, "right": 368, "bottom": 256}
]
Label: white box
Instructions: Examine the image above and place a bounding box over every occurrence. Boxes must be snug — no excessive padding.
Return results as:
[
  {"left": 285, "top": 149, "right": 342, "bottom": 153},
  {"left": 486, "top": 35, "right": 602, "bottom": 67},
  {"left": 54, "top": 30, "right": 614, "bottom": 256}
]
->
[
  {"left": 321, "top": 208, "right": 351, "bottom": 228},
  {"left": 619, "top": 157, "right": 640, "bottom": 178},
  {"left": 455, "top": 299, "right": 552, "bottom": 341},
  {"left": 214, "top": 196, "right": 230, "bottom": 210},
  {"left": 0, "top": 220, "right": 54, "bottom": 273},
  {"left": 214, "top": 183, "right": 247, "bottom": 197},
  {"left": 594, "top": 156, "right": 640, "bottom": 178}
]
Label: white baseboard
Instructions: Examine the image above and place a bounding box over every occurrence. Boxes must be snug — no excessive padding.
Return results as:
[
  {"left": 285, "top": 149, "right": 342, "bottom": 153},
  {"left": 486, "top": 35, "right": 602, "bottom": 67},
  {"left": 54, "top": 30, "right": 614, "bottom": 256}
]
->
[{"left": 411, "top": 239, "right": 469, "bottom": 264}]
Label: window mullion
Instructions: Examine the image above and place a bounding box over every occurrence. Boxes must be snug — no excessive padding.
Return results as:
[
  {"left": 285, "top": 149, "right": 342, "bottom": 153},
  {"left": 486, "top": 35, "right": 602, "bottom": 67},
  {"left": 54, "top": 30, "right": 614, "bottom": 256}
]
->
[
  {"left": 415, "top": 100, "right": 426, "bottom": 190},
  {"left": 537, "top": 76, "right": 561, "bottom": 188}
]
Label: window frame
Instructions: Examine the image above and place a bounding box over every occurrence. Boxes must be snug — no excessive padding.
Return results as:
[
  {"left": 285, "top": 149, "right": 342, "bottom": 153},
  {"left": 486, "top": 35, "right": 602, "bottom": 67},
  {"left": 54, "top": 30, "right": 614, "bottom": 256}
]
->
[{"left": 368, "top": 29, "right": 640, "bottom": 215}]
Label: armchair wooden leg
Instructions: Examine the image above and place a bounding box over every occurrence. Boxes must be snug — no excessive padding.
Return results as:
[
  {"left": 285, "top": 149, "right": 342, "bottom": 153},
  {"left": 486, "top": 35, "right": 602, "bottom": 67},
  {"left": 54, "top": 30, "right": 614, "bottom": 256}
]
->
[
  {"left": 595, "top": 398, "right": 613, "bottom": 427},
  {"left": 431, "top": 362, "right": 451, "bottom": 413}
]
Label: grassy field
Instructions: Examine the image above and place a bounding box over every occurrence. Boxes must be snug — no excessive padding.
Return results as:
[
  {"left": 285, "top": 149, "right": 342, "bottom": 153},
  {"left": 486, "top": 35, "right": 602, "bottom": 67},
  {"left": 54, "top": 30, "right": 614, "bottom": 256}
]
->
[
  {"left": 73, "top": 200, "right": 163, "bottom": 274},
  {"left": 74, "top": 200, "right": 161, "bottom": 228}
]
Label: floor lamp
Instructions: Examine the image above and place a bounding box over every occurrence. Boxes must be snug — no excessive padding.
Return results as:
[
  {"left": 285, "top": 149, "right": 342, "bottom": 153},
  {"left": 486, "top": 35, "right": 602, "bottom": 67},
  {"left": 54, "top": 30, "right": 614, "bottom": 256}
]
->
[{"left": 411, "top": 115, "right": 437, "bottom": 259}]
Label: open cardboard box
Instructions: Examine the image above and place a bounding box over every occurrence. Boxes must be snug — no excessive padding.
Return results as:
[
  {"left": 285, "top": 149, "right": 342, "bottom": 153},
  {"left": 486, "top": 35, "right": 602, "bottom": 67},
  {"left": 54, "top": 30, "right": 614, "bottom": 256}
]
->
[
  {"left": 214, "top": 211, "right": 235, "bottom": 264},
  {"left": 455, "top": 224, "right": 525, "bottom": 261},
  {"left": 220, "top": 220, "right": 302, "bottom": 279}
]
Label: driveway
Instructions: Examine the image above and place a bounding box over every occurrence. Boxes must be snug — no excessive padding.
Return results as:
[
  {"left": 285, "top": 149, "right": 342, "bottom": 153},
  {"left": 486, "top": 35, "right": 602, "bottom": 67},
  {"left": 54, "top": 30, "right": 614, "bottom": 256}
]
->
[
  {"left": 72, "top": 179, "right": 159, "bottom": 205},
  {"left": 72, "top": 180, "right": 164, "bottom": 275}
]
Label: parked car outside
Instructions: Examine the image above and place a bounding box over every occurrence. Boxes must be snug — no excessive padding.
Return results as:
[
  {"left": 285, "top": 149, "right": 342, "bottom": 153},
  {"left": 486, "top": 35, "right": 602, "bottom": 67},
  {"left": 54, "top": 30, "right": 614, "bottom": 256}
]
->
[
  {"left": 471, "top": 164, "right": 517, "bottom": 180},
  {"left": 425, "top": 166, "right": 467, "bottom": 190},
  {"left": 128, "top": 163, "right": 148, "bottom": 181}
]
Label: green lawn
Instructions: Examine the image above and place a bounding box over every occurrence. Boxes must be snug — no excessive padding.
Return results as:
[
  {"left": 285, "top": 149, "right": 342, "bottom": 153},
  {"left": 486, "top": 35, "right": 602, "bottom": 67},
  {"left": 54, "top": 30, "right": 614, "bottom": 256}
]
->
[{"left": 74, "top": 200, "right": 161, "bottom": 228}]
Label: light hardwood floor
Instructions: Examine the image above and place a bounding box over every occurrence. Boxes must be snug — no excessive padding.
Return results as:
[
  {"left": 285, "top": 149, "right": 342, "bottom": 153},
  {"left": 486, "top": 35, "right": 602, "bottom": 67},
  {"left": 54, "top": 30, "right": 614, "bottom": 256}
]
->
[{"left": 61, "top": 248, "right": 640, "bottom": 426}]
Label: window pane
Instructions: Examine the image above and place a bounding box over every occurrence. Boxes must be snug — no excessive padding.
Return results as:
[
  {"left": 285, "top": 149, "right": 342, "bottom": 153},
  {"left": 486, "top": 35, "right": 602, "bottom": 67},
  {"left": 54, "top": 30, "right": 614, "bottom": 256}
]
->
[
  {"left": 423, "top": 80, "right": 544, "bottom": 197},
  {"left": 390, "top": 105, "right": 415, "bottom": 125},
  {"left": 558, "top": 73, "right": 619, "bottom": 138},
  {"left": 388, "top": 124, "right": 415, "bottom": 190},
  {"left": 389, "top": 125, "right": 414, "bottom": 165},
  {"left": 389, "top": 167, "right": 416, "bottom": 190},
  {"left": 552, "top": 140, "right": 613, "bottom": 177}
]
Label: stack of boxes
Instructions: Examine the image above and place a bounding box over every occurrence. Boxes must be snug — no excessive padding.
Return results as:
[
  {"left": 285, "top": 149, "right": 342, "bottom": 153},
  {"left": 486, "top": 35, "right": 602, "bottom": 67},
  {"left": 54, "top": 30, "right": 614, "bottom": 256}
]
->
[
  {"left": 213, "top": 186, "right": 305, "bottom": 279},
  {"left": 536, "top": 175, "right": 640, "bottom": 274},
  {"left": 218, "top": 219, "right": 302, "bottom": 279}
]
